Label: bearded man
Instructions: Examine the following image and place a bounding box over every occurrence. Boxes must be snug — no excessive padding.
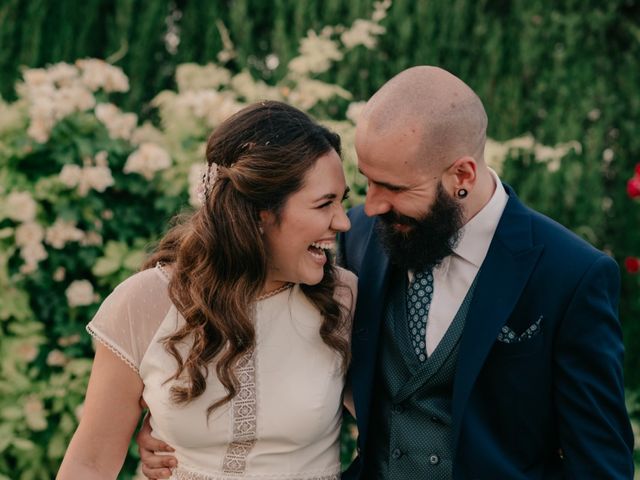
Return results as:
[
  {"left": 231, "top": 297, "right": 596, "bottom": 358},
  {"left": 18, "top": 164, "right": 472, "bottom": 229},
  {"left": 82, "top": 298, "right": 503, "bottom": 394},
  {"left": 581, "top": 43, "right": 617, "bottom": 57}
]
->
[{"left": 339, "top": 66, "right": 633, "bottom": 479}]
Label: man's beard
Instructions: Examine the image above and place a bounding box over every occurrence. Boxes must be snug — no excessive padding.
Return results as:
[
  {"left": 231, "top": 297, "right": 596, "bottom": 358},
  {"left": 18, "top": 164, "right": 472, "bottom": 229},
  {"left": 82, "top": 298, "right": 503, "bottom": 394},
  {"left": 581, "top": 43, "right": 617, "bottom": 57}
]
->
[{"left": 376, "top": 182, "right": 464, "bottom": 271}]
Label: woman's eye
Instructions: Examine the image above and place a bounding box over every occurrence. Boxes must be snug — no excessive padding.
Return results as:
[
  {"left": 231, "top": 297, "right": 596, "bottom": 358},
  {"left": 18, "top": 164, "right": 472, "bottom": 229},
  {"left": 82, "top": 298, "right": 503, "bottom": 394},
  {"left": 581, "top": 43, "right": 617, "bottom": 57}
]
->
[{"left": 318, "top": 201, "right": 332, "bottom": 208}]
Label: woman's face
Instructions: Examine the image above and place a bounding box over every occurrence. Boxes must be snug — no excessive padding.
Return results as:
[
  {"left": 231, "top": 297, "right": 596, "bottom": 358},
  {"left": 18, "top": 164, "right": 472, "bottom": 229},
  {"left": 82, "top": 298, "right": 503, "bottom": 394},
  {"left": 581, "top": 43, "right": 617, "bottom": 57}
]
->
[{"left": 260, "top": 149, "right": 351, "bottom": 290}]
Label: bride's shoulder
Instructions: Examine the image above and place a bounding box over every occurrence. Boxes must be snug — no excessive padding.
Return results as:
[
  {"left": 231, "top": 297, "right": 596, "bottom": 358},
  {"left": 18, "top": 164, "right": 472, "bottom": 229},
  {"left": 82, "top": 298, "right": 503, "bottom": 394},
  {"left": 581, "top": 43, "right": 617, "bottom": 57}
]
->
[
  {"left": 107, "top": 263, "right": 171, "bottom": 305},
  {"left": 334, "top": 266, "right": 358, "bottom": 310},
  {"left": 335, "top": 266, "right": 357, "bottom": 290}
]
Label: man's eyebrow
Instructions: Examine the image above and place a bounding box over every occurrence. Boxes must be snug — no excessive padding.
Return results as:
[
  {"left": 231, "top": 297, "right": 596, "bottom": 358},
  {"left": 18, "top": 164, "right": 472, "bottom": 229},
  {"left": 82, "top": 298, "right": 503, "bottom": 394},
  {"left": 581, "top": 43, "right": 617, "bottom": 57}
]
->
[{"left": 358, "top": 168, "right": 407, "bottom": 191}]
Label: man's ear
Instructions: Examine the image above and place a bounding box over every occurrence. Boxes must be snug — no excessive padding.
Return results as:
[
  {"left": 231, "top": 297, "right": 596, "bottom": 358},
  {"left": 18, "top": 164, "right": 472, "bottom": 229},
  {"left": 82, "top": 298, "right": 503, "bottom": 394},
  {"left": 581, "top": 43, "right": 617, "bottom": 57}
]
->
[{"left": 445, "top": 156, "right": 477, "bottom": 194}]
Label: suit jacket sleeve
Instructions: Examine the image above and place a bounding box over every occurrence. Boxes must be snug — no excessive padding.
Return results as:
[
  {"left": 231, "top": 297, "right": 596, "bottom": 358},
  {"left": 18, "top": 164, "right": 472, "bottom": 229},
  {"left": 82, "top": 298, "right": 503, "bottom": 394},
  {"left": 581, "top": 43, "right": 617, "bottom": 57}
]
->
[{"left": 554, "top": 254, "right": 634, "bottom": 477}]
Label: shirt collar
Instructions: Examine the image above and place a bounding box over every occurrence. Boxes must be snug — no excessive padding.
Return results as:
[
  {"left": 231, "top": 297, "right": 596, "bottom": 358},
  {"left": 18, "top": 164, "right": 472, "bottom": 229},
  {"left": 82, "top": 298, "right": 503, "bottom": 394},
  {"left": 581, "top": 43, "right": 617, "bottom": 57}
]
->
[{"left": 452, "top": 168, "right": 508, "bottom": 268}]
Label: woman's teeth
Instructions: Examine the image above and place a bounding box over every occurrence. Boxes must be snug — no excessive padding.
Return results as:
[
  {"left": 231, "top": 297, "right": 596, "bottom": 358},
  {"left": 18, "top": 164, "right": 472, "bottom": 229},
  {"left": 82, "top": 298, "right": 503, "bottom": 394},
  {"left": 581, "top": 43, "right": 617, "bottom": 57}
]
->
[{"left": 310, "top": 241, "right": 333, "bottom": 251}]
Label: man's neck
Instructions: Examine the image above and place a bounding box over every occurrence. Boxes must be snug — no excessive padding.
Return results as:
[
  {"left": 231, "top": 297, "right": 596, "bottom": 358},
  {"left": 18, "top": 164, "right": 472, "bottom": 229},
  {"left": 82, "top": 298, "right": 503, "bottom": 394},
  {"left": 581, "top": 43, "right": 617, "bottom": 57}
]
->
[{"left": 462, "top": 167, "right": 496, "bottom": 225}]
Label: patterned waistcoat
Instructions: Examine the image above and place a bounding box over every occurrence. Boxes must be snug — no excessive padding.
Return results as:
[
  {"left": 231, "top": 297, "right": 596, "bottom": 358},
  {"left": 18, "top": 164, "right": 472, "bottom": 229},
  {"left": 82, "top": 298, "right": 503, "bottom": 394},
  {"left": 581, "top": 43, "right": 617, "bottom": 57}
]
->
[{"left": 364, "top": 268, "right": 477, "bottom": 479}]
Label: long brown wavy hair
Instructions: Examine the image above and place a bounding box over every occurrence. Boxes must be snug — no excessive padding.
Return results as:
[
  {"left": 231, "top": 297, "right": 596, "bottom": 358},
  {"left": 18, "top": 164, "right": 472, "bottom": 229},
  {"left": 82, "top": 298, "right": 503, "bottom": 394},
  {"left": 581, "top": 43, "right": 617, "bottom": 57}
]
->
[{"left": 142, "top": 101, "right": 351, "bottom": 416}]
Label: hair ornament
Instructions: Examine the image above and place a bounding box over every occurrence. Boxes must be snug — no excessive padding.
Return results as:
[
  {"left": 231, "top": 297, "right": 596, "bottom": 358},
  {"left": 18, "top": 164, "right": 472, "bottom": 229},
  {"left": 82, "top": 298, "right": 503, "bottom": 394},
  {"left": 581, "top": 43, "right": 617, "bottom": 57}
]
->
[{"left": 197, "top": 162, "right": 219, "bottom": 204}]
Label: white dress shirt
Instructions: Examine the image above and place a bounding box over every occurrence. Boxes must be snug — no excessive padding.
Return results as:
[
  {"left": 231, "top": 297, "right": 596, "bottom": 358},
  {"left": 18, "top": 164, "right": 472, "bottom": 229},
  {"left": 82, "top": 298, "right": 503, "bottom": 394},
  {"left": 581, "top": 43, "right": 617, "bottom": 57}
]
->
[{"left": 411, "top": 169, "right": 508, "bottom": 356}]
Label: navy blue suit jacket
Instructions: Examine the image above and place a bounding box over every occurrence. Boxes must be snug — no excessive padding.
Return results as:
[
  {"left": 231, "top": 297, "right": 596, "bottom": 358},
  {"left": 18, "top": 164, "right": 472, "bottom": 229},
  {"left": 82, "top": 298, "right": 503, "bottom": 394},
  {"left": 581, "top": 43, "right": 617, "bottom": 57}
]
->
[{"left": 339, "top": 186, "right": 633, "bottom": 479}]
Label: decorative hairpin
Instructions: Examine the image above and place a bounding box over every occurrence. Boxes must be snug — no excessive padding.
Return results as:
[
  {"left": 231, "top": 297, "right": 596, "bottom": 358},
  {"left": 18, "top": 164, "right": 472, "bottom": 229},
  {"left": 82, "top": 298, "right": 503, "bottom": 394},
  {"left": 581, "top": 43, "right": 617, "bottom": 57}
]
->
[{"left": 196, "top": 162, "right": 219, "bottom": 204}]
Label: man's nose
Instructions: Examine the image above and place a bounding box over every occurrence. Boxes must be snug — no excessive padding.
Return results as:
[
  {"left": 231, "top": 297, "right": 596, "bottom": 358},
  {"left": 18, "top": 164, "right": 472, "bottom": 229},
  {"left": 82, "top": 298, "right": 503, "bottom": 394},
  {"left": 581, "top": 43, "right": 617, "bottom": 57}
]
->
[{"left": 364, "top": 185, "right": 391, "bottom": 217}]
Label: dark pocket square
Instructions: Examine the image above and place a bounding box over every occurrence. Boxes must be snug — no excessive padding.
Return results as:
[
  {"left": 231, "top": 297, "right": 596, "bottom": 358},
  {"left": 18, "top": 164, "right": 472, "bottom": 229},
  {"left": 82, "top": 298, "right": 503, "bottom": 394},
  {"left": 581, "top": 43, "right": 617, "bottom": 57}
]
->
[{"left": 497, "top": 316, "right": 543, "bottom": 344}]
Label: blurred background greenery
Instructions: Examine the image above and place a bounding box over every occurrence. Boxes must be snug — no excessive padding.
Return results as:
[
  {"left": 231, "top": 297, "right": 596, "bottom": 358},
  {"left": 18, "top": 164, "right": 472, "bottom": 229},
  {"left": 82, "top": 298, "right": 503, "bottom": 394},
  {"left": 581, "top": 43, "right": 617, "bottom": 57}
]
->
[{"left": 1, "top": 0, "right": 639, "bottom": 478}]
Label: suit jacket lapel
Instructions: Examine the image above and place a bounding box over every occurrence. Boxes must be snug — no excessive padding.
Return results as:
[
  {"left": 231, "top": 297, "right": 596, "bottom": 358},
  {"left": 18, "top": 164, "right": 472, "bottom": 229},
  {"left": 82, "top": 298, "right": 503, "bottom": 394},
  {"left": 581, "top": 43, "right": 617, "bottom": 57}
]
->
[
  {"left": 349, "top": 220, "right": 390, "bottom": 445},
  {"left": 451, "top": 189, "right": 543, "bottom": 450}
]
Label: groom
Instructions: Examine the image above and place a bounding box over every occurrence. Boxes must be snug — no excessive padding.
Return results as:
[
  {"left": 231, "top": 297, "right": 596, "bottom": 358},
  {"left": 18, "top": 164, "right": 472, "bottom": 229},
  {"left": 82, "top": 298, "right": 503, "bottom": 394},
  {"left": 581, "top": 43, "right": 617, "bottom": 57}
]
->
[
  {"left": 137, "top": 66, "right": 633, "bottom": 478},
  {"left": 339, "top": 66, "right": 633, "bottom": 478}
]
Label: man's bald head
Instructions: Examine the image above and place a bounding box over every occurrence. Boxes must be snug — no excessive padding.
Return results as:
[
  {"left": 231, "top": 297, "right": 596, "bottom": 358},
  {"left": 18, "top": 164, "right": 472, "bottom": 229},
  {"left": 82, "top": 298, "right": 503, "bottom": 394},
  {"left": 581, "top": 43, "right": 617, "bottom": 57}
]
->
[{"left": 358, "top": 66, "right": 488, "bottom": 171}]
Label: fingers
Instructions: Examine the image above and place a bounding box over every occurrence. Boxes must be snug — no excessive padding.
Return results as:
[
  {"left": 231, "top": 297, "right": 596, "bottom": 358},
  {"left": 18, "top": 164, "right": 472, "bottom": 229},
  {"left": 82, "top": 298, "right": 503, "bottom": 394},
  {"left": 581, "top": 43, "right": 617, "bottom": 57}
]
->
[
  {"left": 141, "top": 463, "right": 174, "bottom": 479},
  {"left": 139, "top": 446, "right": 177, "bottom": 468},
  {"left": 136, "top": 414, "right": 177, "bottom": 479},
  {"left": 137, "top": 415, "right": 175, "bottom": 454}
]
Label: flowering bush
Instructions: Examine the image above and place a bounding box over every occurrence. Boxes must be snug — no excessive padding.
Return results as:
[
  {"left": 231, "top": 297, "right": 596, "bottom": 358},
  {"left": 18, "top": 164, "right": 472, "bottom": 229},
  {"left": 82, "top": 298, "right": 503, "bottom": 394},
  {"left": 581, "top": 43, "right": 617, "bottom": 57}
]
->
[{"left": 0, "top": 3, "right": 585, "bottom": 478}]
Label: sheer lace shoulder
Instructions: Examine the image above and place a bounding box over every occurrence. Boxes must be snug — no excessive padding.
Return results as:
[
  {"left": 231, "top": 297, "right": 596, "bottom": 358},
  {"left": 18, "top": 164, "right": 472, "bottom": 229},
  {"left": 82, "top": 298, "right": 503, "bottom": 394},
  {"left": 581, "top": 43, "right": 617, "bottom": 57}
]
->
[
  {"left": 86, "top": 265, "right": 173, "bottom": 373},
  {"left": 335, "top": 266, "right": 358, "bottom": 327}
]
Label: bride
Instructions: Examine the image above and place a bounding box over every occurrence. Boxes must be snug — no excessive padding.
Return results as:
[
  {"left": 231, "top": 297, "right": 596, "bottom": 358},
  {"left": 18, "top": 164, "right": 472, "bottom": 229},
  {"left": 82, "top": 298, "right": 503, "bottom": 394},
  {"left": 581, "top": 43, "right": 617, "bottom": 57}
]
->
[{"left": 57, "top": 101, "right": 357, "bottom": 480}]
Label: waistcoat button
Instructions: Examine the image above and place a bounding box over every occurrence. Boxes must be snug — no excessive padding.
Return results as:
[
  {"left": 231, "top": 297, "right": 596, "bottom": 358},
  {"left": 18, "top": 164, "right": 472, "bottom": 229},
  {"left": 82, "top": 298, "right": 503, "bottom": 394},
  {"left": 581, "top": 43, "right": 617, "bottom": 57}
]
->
[
  {"left": 429, "top": 454, "right": 440, "bottom": 465},
  {"left": 391, "top": 448, "right": 403, "bottom": 459}
]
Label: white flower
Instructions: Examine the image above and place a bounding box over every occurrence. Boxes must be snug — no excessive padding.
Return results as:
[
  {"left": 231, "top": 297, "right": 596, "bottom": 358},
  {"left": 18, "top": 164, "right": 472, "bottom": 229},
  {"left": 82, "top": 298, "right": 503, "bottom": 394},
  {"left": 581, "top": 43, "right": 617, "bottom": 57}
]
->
[
  {"left": 15, "top": 341, "right": 39, "bottom": 362},
  {"left": 58, "top": 163, "right": 114, "bottom": 196},
  {"left": 588, "top": 109, "right": 601, "bottom": 121},
  {"left": 175, "top": 63, "right": 232, "bottom": 92},
  {"left": 5, "top": 191, "right": 37, "bottom": 222},
  {"left": 483, "top": 138, "right": 511, "bottom": 174},
  {"left": 372, "top": 0, "right": 392, "bottom": 22},
  {"left": 124, "top": 143, "right": 172, "bottom": 180},
  {"left": 93, "top": 150, "right": 108, "bottom": 167},
  {"left": 230, "top": 71, "right": 281, "bottom": 103},
  {"left": 76, "top": 59, "right": 129, "bottom": 93},
  {"left": 130, "top": 122, "right": 165, "bottom": 146},
  {"left": 83, "top": 166, "right": 115, "bottom": 193},
  {"left": 603, "top": 148, "right": 614, "bottom": 163},
  {"left": 80, "top": 231, "right": 103, "bottom": 247},
  {"left": 46, "top": 349, "right": 68, "bottom": 367},
  {"left": 15, "top": 222, "right": 45, "bottom": 247},
  {"left": 205, "top": 96, "right": 244, "bottom": 128},
  {"left": 341, "top": 19, "right": 386, "bottom": 49},
  {"left": 59, "top": 164, "right": 83, "bottom": 187},
  {"left": 47, "top": 62, "right": 79, "bottom": 87},
  {"left": 58, "top": 334, "right": 81, "bottom": 347},
  {"left": 95, "top": 103, "right": 137, "bottom": 140},
  {"left": 74, "top": 402, "right": 84, "bottom": 421},
  {"left": 45, "top": 219, "right": 85, "bottom": 249},
  {"left": 23, "top": 68, "right": 50, "bottom": 88},
  {"left": 24, "top": 396, "right": 47, "bottom": 431},
  {"left": 346, "top": 102, "right": 366, "bottom": 124},
  {"left": 57, "top": 84, "right": 96, "bottom": 113},
  {"left": 53, "top": 267, "right": 66, "bottom": 282},
  {"left": 21, "top": 64, "right": 96, "bottom": 142},
  {"left": 27, "top": 116, "right": 54, "bottom": 143},
  {"left": 288, "top": 78, "right": 351, "bottom": 110},
  {"left": 288, "top": 31, "right": 343, "bottom": 75},
  {"left": 19, "top": 242, "right": 47, "bottom": 274},
  {"left": 66, "top": 280, "right": 97, "bottom": 307}
]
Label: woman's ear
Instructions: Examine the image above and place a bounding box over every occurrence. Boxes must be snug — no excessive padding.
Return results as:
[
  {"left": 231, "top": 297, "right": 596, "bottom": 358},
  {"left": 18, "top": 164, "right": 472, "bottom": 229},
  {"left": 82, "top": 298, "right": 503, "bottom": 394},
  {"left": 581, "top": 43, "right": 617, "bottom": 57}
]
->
[{"left": 259, "top": 210, "right": 276, "bottom": 233}]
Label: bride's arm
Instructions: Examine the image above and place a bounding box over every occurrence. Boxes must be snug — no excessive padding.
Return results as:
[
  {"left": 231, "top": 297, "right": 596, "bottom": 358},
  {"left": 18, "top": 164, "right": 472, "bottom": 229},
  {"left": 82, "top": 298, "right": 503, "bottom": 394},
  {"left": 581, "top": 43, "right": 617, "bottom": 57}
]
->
[{"left": 57, "top": 343, "right": 143, "bottom": 479}]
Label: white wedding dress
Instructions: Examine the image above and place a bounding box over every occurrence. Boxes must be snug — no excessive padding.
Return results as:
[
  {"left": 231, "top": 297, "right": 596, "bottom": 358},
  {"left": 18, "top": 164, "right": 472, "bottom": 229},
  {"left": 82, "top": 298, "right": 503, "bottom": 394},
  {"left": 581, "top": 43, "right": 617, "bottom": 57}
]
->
[{"left": 87, "top": 263, "right": 357, "bottom": 480}]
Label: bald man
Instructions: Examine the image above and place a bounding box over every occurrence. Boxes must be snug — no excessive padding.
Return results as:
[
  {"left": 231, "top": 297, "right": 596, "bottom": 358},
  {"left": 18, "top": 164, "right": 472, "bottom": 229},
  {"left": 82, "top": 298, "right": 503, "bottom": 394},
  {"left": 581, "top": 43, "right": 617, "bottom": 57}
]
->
[
  {"left": 340, "top": 66, "right": 633, "bottom": 478},
  {"left": 137, "top": 67, "right": 633, "bottom": 479}
]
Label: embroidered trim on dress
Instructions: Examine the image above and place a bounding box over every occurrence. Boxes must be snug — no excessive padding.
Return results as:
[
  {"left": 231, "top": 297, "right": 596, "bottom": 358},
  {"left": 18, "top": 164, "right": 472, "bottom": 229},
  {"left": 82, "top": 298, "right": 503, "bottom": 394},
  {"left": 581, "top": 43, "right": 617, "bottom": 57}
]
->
[
  {"left": 86, "top": 324, "right": 139, "bottom": 374},
  {"left": 172, "top": 466, "right": 339, "bottom": 480},
  {"left": 156, "top": 261, "right": 171, "bottom": 282},
  {"left": 222, "top": 350, "right": 258, "bottom": 474}
]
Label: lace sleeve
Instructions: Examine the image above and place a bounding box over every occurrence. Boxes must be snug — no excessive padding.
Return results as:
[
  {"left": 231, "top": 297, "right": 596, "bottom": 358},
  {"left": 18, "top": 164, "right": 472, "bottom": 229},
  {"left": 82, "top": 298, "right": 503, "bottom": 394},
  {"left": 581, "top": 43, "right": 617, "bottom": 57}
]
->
[{"left": 86, "top": 266, "right": 173, "bottom": 374}]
